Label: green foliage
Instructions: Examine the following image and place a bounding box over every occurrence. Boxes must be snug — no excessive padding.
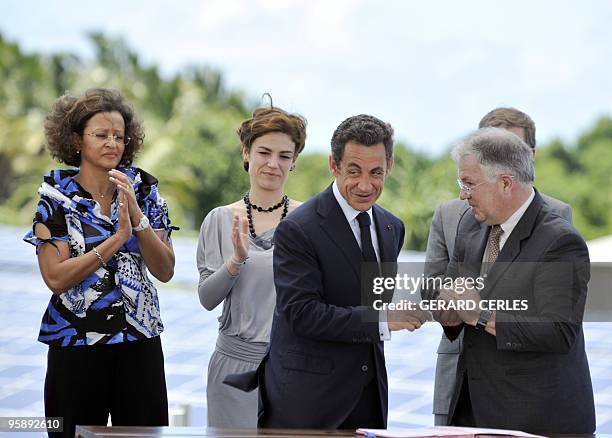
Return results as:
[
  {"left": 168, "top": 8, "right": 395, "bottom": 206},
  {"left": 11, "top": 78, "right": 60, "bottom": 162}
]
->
[
  {"left": 0, "top": 32, "right": 251, "bottom": 230},
  {"left": 284, "top": 153, "right": 332, "bottom": 201},
  {"left": 1, "top": 32, "right": 611, "bottom": 250},
  {"left": 535, "top": 120, "right": 612, "bottom": 241}
]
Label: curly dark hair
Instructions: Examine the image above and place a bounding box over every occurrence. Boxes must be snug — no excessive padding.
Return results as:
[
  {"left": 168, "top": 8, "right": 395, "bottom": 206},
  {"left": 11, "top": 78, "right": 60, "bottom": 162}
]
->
[
  {"left": 44, "top": 88, "right": 144, "bottom": 166},
  {"left": 331, "top": 114, "right": 394, "bottom": 165},
  {"left": 237, "top": 106, "right": 307, "bottom": 172}
]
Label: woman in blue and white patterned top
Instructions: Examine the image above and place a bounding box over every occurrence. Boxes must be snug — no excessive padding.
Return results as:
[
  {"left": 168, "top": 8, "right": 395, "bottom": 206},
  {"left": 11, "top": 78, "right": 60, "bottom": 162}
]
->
[{"left": 23, "top": 88, "right": 176, "bottom": 438}]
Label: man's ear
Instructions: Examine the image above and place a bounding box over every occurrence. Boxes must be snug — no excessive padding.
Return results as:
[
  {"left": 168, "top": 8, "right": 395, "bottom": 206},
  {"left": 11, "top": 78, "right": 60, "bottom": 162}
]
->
[
  {"left": 329, "top": 154, "right": 339, "bottom": 177},
  {"left": 501, "top": 174, "right": 514, "bottom": 192},
  {"left": 386, "top": 158, "right": 394, "bottom": 176}
]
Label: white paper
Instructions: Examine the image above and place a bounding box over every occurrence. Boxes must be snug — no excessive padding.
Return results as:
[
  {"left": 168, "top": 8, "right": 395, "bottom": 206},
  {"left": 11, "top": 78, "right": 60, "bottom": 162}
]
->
[{"left": 356, "top": 426, "right": 546, "bottom": 438}]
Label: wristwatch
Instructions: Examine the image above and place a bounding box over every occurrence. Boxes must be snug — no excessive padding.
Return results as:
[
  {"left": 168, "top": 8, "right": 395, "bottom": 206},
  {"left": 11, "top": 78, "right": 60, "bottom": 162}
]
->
[
  {"left": 133, "top": 215, "right": 150, "bottom": 232},
  {"left": 475, "top": 309, "right": 493, "bottom": 330}
]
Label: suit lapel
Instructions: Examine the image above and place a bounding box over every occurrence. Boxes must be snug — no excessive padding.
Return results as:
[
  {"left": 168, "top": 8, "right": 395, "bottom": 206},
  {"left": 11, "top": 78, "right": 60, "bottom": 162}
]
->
[
  {"left": 372, "top": 205, "right": 399, "bottom": 304},
  {"left": 318, "top": 185, "right": 362, "bottom": 278},
  {"left": 480, "top": 192, "right": 544, "bottom": 298},
  {"left": 460, "top": 218, "right": 489, "bottom": 279},
  {"left": 373, "top": 205, "right": 397, "bottom": 263}
]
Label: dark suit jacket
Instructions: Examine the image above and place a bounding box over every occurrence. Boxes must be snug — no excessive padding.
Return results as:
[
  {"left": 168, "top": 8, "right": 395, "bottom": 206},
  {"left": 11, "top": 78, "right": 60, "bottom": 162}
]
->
[
  {"left": 256, "top": 184, "right": 404, "bottom": 428},
  {"left": 426, "top": 195, "right": 572, "bottom": 420},
  {"left": 443, "top": 190, "right": 595, "bottom": 434}
]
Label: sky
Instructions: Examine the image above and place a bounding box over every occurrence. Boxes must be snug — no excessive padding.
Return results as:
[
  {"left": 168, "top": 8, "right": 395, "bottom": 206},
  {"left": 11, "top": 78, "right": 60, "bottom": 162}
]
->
[{"left": 3, "top": 0, "right": 612, "bottom": 156}]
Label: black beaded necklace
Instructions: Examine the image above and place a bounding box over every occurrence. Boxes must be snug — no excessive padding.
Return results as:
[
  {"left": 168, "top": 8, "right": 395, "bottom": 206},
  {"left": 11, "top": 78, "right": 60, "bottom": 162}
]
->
[{"left": 243, "top": 192, "right": 289, "bottom": 238}]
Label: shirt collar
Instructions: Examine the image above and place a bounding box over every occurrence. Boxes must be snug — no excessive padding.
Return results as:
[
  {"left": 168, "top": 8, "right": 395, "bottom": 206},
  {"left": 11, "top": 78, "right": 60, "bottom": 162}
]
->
[
  {"left": 499, "top": 187, "right": 535, "bottom": 237},
  {"left": 332, "top": 180, "right": 374, "bottom": 225}
]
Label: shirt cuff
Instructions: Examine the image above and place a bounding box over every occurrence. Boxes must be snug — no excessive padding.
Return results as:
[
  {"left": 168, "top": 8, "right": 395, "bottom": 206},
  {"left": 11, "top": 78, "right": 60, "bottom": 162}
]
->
[{"left": 379, "top": 311, "right": 391, "bottom": 341}]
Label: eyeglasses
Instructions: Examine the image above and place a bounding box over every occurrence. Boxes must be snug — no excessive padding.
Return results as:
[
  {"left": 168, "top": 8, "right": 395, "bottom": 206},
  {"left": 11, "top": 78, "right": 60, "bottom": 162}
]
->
[
  {"left": 457, "top": 179, "right": 486, "bottom": 194},
  {"left": 457, "top": 175, "right": 515, "bottom": 194},
  {"left": 85, "top": 131, "right": 131, "bottom": 146}
]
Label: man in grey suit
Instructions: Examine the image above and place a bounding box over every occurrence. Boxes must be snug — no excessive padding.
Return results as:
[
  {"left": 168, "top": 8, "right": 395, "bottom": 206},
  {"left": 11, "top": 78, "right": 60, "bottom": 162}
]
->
[{"left": 425, "top": 107, "right": 572, "bottom": 425}]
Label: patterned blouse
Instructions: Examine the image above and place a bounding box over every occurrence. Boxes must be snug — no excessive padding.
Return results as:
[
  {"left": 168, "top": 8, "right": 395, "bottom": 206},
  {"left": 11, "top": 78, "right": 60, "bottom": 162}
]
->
[{"left": 23, "top": 167, "right": 175, "bottom": 347}]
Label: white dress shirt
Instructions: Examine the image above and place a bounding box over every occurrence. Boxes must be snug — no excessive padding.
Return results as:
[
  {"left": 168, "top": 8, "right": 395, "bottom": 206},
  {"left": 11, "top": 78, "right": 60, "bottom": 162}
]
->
[
  {"left": 498, "top": 188, "right": 535, "bottom": 250},
  {"left": 332, "top": 181, "right": 391, "bottom": 341},
  {"left": 482, "top": 188, "right": 535, "bottom": 261}
]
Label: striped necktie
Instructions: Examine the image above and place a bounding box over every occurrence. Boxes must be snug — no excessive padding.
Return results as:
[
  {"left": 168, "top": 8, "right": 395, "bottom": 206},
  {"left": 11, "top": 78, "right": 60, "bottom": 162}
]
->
[{"left": 482, "top": 224, "right": 504, "bottom": 275}]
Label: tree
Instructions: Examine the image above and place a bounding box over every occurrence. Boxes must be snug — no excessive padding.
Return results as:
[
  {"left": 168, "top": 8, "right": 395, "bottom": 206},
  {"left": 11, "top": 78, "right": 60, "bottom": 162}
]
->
[{"left": 1, "top": 32, "right": 611, "bottom": 250}]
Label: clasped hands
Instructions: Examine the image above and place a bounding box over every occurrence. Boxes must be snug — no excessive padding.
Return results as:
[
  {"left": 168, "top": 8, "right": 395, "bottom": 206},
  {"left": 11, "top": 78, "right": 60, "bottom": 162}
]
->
[
  {"left": 106, "top": 169, "right": 140, "bottom": 243},
  {"left": 387, "top": 308, "right": 431, "bottom": 332},
  {"left": 387, "top": 277, "right": 483, "bottom": 331},
  {"left": 108, "top": 169, "right": 143, "bottom": 227},
  {"left": 434, "top": 279, "right": 482, "bottom": 327}
]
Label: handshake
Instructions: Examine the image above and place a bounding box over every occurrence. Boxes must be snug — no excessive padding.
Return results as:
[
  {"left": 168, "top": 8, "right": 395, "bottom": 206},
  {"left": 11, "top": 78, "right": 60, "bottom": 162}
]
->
[
  {"left": 386, "top": 305, "right": 465, "bottom": 332},
  {"left": 386, "top": 279, "right": 480, "bottom": 331},
  {"left": 387, "top": 308, "right": 432, "bottom": 332}
]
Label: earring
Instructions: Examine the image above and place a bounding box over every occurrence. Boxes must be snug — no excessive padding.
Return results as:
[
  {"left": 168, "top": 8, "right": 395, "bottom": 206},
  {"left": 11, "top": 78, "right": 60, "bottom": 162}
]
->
[{"left": 290, "top": 164, "right": 295, "bottom": 171}]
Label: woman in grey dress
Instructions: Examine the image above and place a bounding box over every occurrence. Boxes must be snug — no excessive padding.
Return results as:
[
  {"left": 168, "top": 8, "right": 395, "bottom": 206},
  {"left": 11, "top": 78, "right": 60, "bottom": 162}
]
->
[{"left": 197, "top": 104, "right": 307, "bottom": 428}]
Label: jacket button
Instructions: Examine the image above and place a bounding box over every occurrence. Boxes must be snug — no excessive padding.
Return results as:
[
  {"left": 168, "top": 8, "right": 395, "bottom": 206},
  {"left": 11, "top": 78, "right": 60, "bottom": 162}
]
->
[
  {"left": 361, "top": 365, "right": 368, "bottom": 372},
  {"left": 506, "top": 342, "right": 512, "bottom": 348}
]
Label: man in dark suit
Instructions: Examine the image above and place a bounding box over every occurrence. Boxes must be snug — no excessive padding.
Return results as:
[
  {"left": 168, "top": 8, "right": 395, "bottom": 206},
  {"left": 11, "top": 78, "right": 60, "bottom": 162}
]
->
[
  {"left": 258, "top": 114, "right": 428, "bottom": 429},
  {"left": 435, "top": 127, "right": 595, "bottom": 433},
  {"left": 426, "top": 107, "right": 573, "bottom": 425}
]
